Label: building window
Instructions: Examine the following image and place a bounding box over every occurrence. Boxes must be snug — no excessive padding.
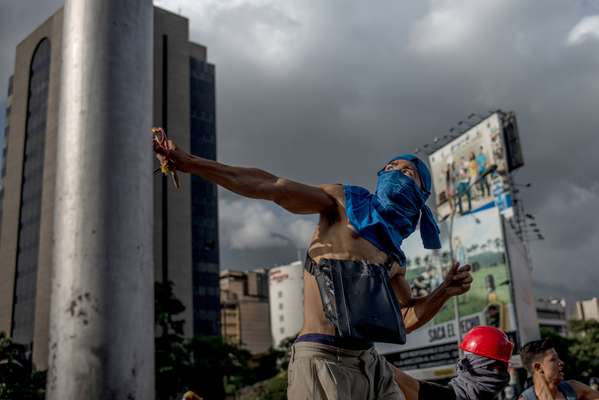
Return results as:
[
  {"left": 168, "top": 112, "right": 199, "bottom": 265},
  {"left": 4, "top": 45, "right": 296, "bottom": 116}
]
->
[
  {"left": 279, "top": 315, "right": 284, "bottom": 322},
  {"left": 280, "top": 327, "right": 285, "bottom": 335},
  {"left": 278, "top": 303, "right": 283, "bottom": 310},
  {"left": 7, "top": 75, "right": 13, "bottom": 97},
  {"left": 278, "top": 291, "right": 283, "bottom": 298}
]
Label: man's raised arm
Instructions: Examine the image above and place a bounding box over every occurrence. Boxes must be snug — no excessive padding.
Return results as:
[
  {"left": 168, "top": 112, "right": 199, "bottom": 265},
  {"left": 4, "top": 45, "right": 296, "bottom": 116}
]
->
[
  {"left": 153, "top": 136, "right": 336, "bottom": 214},
  {"left": 391, "top": 262, "right": 473, "bottom": 333}
]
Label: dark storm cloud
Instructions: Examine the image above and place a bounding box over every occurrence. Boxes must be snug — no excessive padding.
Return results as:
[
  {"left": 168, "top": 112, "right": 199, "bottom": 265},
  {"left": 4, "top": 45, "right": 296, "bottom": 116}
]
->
[
  {"left": 0, "top": 0, "right": 63, "bottom": 95},
  {"left": 153, "top": 0, "right": 599, "bottom": 301},
  {"left": 3, "top": 1, "right": 599, "bottom": 300}
]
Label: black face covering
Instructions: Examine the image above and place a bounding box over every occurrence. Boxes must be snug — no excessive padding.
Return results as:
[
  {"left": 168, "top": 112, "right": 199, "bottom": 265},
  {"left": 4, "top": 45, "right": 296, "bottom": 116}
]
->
[{"left": 449, "top": 352, "right": 510, "bottom": 400}]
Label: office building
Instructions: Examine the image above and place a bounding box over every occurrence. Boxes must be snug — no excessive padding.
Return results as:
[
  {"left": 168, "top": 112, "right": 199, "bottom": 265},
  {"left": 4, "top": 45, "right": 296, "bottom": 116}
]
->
[
  {"left": 536, "top": 298, "right": 568, "bottom": 336},
  {"left": 575, "top": 297, "right": 599, "bottom": 322},
  {"left": 0, "top": 6, "right": 219, "bottom": 370},
  {"left": 220, "top": 270, "right": 272, "bottom": 354},
  {"left": 269, "top": 260, "right": 304, "bottom": 347}
]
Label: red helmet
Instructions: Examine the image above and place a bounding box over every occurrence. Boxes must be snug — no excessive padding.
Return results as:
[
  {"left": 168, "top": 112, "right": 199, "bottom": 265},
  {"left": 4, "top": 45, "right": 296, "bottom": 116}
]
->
[{"left": 459, "top": 325, "right": 514, "bottom": 363}]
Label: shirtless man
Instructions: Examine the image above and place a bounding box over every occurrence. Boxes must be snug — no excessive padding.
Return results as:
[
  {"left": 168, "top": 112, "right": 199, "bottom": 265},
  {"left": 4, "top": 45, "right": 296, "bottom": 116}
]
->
[
  {"left": 519, "top": 340, "right": 599, "bottom": 400},
  {"left": 153, "top": 133, "right": 473, "bottom": 399}
]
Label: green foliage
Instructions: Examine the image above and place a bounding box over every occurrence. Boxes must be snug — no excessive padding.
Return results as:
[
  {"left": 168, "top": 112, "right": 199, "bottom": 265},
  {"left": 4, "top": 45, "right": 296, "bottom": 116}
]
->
[
  {"left": 185, "top": 335, "right": 251, "bottom": 399},
  {"left": 247, "top": 349, "right": 283, "bottom": 384},
  {"left": 155, "top": 280, "right": 192, "bottom": 400},
  {"left": 569, "top": 320, "right": 599, "bottom": 379},
  {"left": 273, "top": 335, "right": 296, "bottom": 372},
  {"left": 237, "top": 372, "right": 287, "bottom": 400},
  {"left": 235, "top": 338, "right": 295, "bottom": 400},
  {"left": 155, "top": 281, "right": 282, "bottom": 400},
  {"left": 155, "top": 280, "right": 187, "bottom": 337},
  {"left": 0, "top": 332, "right": 46, "bottom": 400}
]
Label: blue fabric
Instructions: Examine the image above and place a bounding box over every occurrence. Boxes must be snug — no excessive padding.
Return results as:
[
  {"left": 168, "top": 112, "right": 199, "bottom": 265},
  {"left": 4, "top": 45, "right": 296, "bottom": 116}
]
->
[{"left": 344, "top": 154, "right": 441, "bottom": 266}]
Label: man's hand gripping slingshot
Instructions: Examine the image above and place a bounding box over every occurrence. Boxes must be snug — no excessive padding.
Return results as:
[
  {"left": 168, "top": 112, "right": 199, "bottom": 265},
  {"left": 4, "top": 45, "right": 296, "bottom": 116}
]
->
[{"left": 152, "top": 127, "right": 181, "bottom": 190}]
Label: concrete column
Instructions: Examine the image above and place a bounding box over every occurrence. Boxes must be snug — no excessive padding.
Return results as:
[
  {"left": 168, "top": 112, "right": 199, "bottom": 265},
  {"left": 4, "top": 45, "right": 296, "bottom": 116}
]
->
[{"left": 47, "top": 1, "right": 154, "bottom": 399}]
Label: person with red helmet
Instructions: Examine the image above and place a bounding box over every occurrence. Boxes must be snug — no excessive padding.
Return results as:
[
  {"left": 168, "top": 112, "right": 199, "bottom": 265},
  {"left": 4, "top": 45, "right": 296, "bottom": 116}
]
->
[{"left": 394, "top": 325, "right": 514, "bottom": 400}]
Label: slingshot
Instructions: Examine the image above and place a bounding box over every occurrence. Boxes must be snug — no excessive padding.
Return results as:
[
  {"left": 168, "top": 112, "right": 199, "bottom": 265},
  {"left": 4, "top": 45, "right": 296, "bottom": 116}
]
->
[{"left": 152, "top": 127, "right": 181, "bottom": 190}]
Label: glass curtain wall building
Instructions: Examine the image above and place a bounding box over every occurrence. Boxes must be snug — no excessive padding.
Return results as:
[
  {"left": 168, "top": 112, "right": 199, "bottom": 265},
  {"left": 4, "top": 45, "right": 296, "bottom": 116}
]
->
[{"left": 190, "top": 58, "right": 220, "bottom": 336}]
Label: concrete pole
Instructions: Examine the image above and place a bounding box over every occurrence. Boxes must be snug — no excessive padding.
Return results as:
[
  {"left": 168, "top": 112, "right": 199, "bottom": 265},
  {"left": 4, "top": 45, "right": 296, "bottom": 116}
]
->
[{"left": 47, "top": 1, "right": 154, "bottom": 399}]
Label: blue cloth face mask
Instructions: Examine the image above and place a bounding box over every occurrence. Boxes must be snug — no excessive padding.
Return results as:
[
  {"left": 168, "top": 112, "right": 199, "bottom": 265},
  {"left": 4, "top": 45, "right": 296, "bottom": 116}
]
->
[{"left": 344, "top": 154, "right": 441, "bottom": 265}]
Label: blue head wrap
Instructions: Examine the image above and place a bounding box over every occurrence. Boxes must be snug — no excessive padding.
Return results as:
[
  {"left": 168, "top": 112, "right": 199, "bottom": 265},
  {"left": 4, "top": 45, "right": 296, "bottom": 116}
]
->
[{"left": 344, "top": 154, "right": 441, "bottom": 265}]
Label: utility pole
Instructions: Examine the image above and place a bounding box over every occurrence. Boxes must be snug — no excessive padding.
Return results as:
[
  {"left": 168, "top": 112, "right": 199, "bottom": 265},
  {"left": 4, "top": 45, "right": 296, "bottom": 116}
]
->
[{"left": 47, "top": 1, "right": 154, "bottom": 399}]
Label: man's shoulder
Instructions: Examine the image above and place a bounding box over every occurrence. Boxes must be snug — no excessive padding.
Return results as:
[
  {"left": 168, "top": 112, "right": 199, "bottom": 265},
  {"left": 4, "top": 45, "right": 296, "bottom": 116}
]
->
[
  {"left": 320, "top": 184, "right": 346, "bottom": 208},
  {"left": 565, "top": 380, "right": 591, "bottom": 397},
  {"left": 320, "top": 183, "right": 344, "bottom": 197}
]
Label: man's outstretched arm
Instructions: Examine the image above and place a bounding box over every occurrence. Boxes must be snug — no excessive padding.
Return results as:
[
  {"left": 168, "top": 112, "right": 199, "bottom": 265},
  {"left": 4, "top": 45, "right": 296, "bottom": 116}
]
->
[
  {"left": 154, "top": 137, "right": 336, "bottom": 214},
  {"left": 391, "top": 262, "right": 472, "bottom": 333},
  {"left": 394, "top": 367, "right": 457, "bottom": 400}
]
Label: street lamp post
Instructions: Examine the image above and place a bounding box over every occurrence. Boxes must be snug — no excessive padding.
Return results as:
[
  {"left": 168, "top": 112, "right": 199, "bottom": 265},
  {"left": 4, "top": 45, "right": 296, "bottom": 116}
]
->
[{"left": 47, "top": 1, "right": 154, "bottom": 398}]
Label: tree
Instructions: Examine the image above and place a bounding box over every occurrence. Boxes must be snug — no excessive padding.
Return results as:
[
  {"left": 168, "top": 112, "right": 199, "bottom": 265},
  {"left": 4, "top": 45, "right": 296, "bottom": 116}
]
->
[
  {"left": 569, "top": 320, "right": 599, "bottom": 379},
  {"left": 0, "top": 332, "right": 46, "bottom": 400},
  {"left": 274, "top": 336, "right": 296, "bottom": 372},
  {"left": 154, "top": 281, "right": 260, "bottom": 400},
  {"left": 185, "top": 335, "right": 251, "bottom": 399},
  {"left": 238, "top": 373, "right": 287, "bottom": 400},
  {"left": 155, "top": 280, "right": 193, "bottom": 400}
]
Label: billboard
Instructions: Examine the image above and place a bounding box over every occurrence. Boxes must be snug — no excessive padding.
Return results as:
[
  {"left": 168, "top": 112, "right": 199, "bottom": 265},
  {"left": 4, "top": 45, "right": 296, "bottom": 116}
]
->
[
  {"left": 377, "top": 112, "right": 533, "bottom": 379},
  {"left": 378, "top": 207, "right": 517, "bottom": 372},
  {"left": 428, "top": 113, "right": 513, "bottom": 221}
]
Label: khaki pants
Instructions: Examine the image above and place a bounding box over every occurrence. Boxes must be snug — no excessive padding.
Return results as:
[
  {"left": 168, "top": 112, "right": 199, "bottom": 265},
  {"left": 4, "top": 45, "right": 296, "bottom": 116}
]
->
[{"left": 287, "top": 341, "right": 405, "bottom": 400}]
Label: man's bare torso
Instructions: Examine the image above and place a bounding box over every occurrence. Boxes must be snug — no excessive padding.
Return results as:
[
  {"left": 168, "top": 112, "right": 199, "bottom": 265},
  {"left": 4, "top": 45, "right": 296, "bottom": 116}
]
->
[{"left": 300, "top": 184, "right": 403, "bottom": 336}]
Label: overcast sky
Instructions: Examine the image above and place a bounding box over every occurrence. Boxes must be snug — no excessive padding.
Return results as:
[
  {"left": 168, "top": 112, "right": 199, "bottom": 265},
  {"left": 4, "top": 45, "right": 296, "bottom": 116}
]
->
[{"left": 2, "top": 0, "right": 599, "bottom": 306}]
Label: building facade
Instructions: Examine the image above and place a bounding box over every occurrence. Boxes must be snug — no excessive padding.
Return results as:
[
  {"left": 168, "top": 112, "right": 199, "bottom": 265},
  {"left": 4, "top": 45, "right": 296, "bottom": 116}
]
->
[
  {"left": 536, "top": 298, "right": 568, "bottom": 336},
  {"left": 220, "top": 270, "right": 272, "bottom": 354},
  {"left": 268, "top": 261, "right": 304, "bottom": 347},
  {"left": 575, "top": 297, "right": 599, "bottom": 322},
  {"left": 0, "top": 7, "right": 219, "bottom": 370}
]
